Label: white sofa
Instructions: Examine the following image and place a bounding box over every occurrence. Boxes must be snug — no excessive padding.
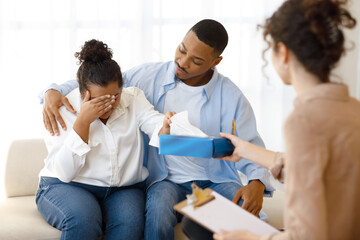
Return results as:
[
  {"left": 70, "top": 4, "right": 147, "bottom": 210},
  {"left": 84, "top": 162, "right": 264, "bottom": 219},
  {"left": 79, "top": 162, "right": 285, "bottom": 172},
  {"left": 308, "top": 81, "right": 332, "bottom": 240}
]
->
[{"left": 0, "top": 139, "right": 284, "bottom": 240}]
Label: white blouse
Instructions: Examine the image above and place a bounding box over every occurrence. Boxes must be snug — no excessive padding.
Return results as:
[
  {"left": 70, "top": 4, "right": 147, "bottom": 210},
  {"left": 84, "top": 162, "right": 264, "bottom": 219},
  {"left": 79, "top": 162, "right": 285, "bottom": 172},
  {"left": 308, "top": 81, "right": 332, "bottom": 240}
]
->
[{"left": 39, "top": 87, "right": 164, "bottom": 187}]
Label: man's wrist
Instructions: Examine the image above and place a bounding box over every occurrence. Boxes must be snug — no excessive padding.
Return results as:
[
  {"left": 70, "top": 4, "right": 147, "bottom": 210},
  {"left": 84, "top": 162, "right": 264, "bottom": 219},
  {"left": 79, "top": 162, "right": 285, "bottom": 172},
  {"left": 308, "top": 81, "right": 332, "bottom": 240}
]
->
[
  {"left": 44, "top": 88, "right": 61, "bottom": 95},
  {"left": 249, "top": 179, "right": 266, "bottom": 191}
]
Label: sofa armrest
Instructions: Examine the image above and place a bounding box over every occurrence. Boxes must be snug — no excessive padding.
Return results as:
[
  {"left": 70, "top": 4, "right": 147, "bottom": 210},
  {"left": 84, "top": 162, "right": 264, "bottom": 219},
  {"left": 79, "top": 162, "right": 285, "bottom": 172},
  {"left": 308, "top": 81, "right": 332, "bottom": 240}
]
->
[{"left": 5, "top": 139, "right": 47, "bottom": 198}]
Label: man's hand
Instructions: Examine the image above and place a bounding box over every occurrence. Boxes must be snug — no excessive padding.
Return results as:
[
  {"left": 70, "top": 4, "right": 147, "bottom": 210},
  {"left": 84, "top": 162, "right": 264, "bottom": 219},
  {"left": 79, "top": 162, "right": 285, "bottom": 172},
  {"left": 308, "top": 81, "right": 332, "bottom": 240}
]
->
[
  {"left": 232, "top": 180, "right": 265, "bottom": 217},
  {"left": 213, "top": 230, "right": 261, "bottom": 240},
  {"left": 159, "top": 112, "right": 176, "bottom": 135},
  {"left": 43, "top": 89, "right": 76, "bottom": 136}
]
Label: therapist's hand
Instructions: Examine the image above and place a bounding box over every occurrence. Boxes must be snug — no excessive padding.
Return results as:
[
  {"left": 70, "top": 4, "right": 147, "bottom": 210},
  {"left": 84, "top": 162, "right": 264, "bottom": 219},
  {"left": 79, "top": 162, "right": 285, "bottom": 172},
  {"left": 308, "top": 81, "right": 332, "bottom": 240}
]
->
[
  {"left": 218, "top": 132, "right": 250, "bottom": 162},
  {"left": 213, "top": 230, "right": 261, "bottom": 240},
  {"left": 43, "top": 89, "right": 76, "bottom": 136},
  {"left": 233, "top": 180, "right": 265, "bottom": 217},
  {"left": 219, "top": 132, "right": 275, "bottom": 171},
  {"left": 159, "top": 112, "right": 176, "bottom": 135}
]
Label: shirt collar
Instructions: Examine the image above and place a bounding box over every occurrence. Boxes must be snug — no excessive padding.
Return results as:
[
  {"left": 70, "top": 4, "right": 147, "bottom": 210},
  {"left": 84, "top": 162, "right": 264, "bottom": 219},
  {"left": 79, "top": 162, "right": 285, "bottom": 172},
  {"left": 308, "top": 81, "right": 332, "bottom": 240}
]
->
[
  {"left": 107, "top": 88, "right": 132, "bottom": 123},
  {"left": 202, "top": 68, "right": 218, "bottom": 99},
  {"left": 164, "top": 61, "right": 219, "bottom": 100},
  {"left": 294, "top": 83, "right": 350, "bottom": 107},
  {"left": 163, "top": 61, "right": 177, "bottom": 87}
]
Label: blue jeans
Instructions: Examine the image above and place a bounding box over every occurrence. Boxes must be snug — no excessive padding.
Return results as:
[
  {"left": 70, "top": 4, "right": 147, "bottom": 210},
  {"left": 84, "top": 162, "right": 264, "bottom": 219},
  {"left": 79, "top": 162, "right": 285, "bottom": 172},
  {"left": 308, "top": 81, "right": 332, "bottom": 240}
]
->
[
  {"left": 145, "top": 180, "right": 259, "bottom": 240},
  {"left": 36, "top": 177, "right": 145, "bottom": 240}
]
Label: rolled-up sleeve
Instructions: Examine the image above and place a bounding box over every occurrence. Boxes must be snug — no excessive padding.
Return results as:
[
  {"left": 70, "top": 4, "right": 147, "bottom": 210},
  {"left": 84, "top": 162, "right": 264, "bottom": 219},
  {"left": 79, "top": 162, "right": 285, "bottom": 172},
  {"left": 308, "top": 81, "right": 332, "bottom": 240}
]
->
[
  {"left": 236, "top": 158, "right": 274, "bottom": 197},
  {"left": 270, "top": 152, "right": 285, "bottom": 183}
]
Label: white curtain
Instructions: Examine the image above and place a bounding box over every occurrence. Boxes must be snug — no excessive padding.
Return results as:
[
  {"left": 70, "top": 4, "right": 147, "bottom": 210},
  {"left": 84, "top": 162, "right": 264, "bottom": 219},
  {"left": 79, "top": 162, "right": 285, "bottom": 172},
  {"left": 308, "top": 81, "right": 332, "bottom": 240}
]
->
[{"left": 0, "top": 0, "right": 359, "bottom": 199}]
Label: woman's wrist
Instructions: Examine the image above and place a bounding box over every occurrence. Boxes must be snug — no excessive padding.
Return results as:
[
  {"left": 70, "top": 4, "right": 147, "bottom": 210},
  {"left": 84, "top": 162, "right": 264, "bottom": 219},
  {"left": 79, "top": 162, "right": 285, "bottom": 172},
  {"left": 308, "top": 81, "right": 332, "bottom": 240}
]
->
[
  {"left": 239, "top": 140, "right": 254, "bottom": 160},
  {"left": 76, "top": 113, "right": 93, "bottom": 126},
  {"left": 240, "top": 141, "right": 276, "bottom": 170},
  {"left": 73, "top": 117, "right": 91, "bottom": 143}
]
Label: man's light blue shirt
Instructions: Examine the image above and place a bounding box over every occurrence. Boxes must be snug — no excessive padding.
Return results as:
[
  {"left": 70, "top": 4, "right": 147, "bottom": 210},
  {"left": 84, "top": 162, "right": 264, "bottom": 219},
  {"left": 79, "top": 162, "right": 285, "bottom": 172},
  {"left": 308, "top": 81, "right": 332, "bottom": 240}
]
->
[{"left": 40, "top": 61, "right": 274, "bottom": 196}]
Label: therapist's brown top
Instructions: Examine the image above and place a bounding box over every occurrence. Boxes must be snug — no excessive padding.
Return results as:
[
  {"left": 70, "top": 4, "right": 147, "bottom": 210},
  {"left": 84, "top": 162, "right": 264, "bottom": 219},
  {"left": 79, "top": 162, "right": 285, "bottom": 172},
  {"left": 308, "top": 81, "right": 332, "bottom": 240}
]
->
[{"left": 265, "top": 83, "right": 360, "bottom": 240}]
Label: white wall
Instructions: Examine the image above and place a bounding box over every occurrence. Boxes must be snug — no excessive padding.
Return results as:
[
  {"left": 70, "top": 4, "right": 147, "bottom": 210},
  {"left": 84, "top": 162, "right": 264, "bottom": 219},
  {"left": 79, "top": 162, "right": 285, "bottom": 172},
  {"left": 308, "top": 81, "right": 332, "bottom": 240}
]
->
[{"left": 334, "top": 0, "right": 360, "bottom": 98}]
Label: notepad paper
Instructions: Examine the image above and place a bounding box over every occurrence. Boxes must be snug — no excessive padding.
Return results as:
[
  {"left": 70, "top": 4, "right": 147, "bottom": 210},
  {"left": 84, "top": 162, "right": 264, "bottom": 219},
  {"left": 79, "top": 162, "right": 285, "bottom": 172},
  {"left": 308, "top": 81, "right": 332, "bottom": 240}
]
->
[{"left": 181, "top": 191, "right": 279, "bottom": 235}]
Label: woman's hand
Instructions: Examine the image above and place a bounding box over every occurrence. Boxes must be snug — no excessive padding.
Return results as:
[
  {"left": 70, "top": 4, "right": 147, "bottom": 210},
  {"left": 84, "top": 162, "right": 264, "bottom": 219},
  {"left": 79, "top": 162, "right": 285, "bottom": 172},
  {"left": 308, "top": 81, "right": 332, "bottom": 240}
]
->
[
  {"left": 219, "top": 132, "right": 276, "bottom": 170},
  {"left": 158, "top": 112, "right": 176, "bottom": 135},
  {"left": 213, "top": 230, "right": 261, "bottom": 240},
  {"left": 218, "top": 132, "right": 250, "bottom": 162},
  {"left": 73, "top": 91, "right": 115, "bottom": 143},
  {"left": 77, "top": 91, "right": 115, "bottom": 125}
]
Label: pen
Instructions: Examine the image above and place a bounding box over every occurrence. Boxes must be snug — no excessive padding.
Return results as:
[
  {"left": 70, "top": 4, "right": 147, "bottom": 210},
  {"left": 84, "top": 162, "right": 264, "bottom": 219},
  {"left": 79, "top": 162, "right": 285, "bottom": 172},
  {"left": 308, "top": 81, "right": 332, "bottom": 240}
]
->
[{"left": 232, "top": 119, "right": 236, "bottom": 135}]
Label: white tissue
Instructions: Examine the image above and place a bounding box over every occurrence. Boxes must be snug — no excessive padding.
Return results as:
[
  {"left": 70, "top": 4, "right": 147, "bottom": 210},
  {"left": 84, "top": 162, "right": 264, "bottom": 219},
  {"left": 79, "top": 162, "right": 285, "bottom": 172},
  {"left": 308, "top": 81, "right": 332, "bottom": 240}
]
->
[
  {"left": 169, "top": 111, "right": 207, "bottom": 137},
  {"left": 149, "top": 111, "right": 208, "bottom": 148}
]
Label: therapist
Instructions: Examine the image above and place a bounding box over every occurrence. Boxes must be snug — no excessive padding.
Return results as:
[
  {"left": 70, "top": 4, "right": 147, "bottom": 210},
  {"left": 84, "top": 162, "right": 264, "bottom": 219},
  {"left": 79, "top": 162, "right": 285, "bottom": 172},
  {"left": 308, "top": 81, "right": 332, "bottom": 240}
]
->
[{"left": 208, "top": 0, "right": 360, "bottom": 239}]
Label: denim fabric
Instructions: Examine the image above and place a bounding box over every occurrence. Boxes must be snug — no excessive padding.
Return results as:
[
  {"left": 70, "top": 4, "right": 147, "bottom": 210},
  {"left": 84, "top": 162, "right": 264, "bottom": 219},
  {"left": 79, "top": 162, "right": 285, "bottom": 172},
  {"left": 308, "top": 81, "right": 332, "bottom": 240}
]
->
[
  {"left": 36, "top": 177, "right": 145, "bottom": 240},
  {"left": 144, "top": 180, "right": 252, "bottom": 240}
]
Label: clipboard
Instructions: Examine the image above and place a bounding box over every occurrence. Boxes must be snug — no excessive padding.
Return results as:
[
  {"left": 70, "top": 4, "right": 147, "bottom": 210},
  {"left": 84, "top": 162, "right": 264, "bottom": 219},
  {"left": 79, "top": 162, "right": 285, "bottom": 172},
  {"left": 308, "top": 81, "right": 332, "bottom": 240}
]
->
[{"left": 174, "top": 187, "right": 279, "bottom": 235}]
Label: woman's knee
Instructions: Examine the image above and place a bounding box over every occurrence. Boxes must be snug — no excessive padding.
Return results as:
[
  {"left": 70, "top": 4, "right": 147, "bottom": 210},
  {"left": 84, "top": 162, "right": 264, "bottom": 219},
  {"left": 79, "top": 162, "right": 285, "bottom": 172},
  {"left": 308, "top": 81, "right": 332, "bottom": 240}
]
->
[{"left": 36, "top": 182, "right": 103, "bottom": 238}]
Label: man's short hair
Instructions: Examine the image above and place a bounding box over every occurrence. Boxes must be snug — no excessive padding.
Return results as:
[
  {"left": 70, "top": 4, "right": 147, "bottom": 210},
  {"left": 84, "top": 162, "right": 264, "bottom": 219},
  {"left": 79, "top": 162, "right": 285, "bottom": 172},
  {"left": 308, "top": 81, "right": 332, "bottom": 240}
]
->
[{"left": 189, "top": 19, "right": 228, "bottom": 56}]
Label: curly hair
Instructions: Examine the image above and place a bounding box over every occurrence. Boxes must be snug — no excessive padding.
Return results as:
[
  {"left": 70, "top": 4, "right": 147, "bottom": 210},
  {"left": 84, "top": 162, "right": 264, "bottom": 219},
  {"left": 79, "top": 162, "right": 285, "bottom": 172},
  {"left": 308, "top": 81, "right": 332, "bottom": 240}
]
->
[
  {"left": 262, "top": 0, "right": 356, "bottom": 82},
  {"left": 75, "top": 39, "right": 123, "bottom": 95}
]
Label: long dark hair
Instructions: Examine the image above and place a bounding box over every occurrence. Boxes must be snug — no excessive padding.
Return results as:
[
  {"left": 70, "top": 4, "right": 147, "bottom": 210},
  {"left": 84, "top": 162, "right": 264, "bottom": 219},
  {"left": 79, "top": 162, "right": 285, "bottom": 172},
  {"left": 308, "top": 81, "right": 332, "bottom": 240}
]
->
[{"left": 262, "top": 0, "right": 356, "bottom": 82}]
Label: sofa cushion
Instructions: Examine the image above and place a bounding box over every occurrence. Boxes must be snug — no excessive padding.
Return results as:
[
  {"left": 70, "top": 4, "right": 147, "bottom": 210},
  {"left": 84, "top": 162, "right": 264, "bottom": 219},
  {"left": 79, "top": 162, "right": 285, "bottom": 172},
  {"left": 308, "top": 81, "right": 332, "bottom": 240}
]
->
[
  {"left": 263, "top": 190, "right": 284, "bottom": 230},
  {"left": 0, "top": 195, "right": 190, "bottom": 240}
]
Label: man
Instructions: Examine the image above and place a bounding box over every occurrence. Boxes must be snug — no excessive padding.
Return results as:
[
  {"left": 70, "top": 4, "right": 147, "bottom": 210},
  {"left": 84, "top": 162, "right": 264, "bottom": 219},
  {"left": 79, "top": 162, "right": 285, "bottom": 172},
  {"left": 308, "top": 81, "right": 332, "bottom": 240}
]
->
[{"left": 40, "top": 19, "right": 274, "bottom": 240}]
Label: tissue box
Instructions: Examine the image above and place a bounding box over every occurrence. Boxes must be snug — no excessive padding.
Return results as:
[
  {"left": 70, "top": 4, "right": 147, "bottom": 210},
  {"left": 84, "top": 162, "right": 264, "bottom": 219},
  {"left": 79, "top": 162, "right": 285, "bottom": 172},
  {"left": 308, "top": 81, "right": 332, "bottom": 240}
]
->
[{"left": 159, "top": 135, "right": 234, "bottom": 158}]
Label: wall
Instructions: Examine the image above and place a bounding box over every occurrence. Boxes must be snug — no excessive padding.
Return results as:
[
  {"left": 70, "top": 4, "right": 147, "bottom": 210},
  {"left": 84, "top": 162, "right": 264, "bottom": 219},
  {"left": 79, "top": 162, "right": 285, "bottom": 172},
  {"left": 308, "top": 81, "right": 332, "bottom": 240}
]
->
[{"left": 334, "top": 0, "right": 360, "bottom": 99}]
